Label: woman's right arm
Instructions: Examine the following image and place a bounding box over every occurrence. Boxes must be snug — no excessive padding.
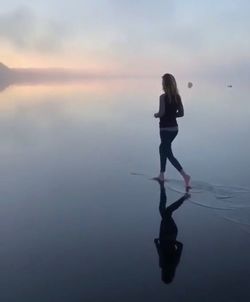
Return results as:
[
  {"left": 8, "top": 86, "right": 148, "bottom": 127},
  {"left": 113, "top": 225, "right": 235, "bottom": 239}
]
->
[
  {"left": 176, "top": 95, "right": 184, "bottom": 118},
  {"left": 154, "top": 95, "right": 165, "bottom": 118}
]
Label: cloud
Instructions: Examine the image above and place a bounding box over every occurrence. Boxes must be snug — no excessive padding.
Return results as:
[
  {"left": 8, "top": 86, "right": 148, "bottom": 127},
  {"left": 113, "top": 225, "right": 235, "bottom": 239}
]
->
[{"left": 0, "top": 6, "right": 70, "bottom": 53}]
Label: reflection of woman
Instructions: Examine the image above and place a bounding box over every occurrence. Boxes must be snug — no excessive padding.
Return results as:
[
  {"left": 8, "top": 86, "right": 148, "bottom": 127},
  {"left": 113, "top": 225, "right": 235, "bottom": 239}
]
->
[
  {"left": 154, "top": 73, "right": 191, "bottom": 191},
  {"left": 154, "top": 181, "right": 190, "bottom": 284}
]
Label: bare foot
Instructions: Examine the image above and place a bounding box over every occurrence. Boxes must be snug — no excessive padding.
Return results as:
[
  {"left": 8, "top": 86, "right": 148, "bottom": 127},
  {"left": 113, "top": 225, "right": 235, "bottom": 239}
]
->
[
  {"left": 152, "top": 173, "right": 165, "bottom": 183},
  {"left": 152, "top": 176, "right": 164, "bottom": 183}
]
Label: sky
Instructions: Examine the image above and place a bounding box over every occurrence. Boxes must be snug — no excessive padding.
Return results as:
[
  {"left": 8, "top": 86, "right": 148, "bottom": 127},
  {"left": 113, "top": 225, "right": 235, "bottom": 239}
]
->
[{"left": 0, "top": 0, "right": 250, "bottom": 80}]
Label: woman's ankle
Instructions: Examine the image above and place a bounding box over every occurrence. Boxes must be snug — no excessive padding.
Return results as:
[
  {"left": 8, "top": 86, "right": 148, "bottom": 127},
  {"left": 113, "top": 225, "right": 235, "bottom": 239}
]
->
[
  {"left": 180, "top": 169, "right": 188, "bottom": 177},
  {"left": 158, "top": 172, "right": 165, "bottom": 180}
]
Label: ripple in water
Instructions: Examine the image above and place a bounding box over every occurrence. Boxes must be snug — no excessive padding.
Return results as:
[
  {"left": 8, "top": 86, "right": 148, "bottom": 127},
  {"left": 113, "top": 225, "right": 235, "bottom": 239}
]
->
[{"left": 130, "top": 172, "right": 250, "bottom": 233}]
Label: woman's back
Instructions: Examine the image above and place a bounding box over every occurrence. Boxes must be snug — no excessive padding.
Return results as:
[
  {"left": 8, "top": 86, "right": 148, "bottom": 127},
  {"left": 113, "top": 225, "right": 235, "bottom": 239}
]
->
[{"left": 159, "top": 94, "right": 181, "bottom": 128}]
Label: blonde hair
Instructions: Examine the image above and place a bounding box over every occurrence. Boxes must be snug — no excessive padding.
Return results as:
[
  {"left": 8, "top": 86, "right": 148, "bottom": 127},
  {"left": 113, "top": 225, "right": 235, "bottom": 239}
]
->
[{"left": 162, "top": 73, "right": 180, "bottom": 104}]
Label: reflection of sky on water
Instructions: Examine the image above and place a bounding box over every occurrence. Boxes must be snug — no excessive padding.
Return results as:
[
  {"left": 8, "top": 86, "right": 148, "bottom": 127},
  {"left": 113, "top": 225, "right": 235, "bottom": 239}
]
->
[
  {"left": 1, "top": 79, "right": 250, "bottom": 189},
  {"left": 1, "top": 79, "right": 250, "bottom": 232},
  {"left": 0, "top": 80, "right": 250, "bottom": 301}
]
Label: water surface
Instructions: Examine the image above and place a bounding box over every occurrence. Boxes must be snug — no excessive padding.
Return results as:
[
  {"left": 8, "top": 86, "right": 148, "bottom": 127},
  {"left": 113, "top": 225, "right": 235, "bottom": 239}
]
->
[{"left": 0, "top": 79, "right": 249, "bottom": 301}]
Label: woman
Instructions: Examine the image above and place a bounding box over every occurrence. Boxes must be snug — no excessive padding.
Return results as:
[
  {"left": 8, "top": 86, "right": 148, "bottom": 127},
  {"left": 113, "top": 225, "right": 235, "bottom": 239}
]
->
[{"left": 154, "top": 73, "right": 191, "bottom": 191}]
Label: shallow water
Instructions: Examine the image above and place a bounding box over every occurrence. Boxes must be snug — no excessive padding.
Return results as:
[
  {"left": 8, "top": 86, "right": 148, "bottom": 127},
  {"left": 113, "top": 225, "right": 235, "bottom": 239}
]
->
[{"left": 0, "top": 79, "right": 249, "bottom": 301}]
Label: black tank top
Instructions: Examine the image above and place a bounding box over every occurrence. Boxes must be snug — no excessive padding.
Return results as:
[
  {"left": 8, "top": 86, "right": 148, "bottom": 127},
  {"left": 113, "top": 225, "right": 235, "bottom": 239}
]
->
[{"left": 159, "top": 94, "right": 181, "bottom": 128}]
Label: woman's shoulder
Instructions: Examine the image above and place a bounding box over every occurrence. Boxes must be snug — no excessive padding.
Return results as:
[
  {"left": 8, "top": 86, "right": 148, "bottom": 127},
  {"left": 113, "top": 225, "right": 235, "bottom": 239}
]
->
[
  {"left": 159, "top": 94, "right": 166, "bottom": 104},
  {"left": 159, "top": 93, "right": 182, "bottom": 104}
]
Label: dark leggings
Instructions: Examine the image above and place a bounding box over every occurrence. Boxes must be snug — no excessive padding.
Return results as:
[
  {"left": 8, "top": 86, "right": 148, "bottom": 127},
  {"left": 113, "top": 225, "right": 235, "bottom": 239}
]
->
[{"left": 159, "top": 130, "right": 182, "bottom": 173}]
